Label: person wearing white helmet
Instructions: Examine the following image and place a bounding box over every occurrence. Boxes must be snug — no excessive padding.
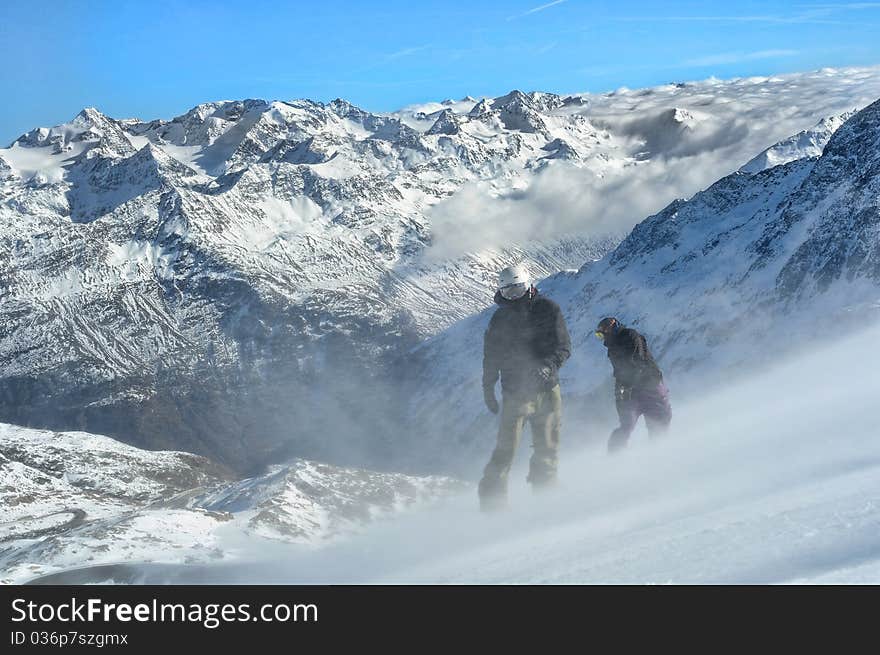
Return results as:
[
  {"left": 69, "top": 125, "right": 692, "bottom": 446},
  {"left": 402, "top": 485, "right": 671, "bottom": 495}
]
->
[{"left": 479, "top": 263, "right": 571, "bottom": 510}]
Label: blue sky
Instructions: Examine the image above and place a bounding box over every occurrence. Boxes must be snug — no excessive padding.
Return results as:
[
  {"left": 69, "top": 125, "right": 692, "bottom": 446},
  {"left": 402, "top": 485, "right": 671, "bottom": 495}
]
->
[{"left": 2, "top": 0, "right": 879, "bottom": 144}]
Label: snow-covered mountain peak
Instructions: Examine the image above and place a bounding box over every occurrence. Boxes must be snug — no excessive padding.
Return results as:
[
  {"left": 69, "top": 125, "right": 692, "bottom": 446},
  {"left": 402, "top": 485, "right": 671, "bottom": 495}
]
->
[
  {"left": 490, "top": 89, "right": 532, "bottom": 106},
  {"left": 487, "top": 89, "right": 556, "bottom": 134},
  {"left": 426, "top": 109, "right": 463, "bottom": 135},
  {"left": 327, "top": 97, "right": 370, "bottom": 121},
  {"left": 740, "top": 111, "right": 856, "bottom": 173},
  {"left": 2, "top": 108, "right": 138, "bottom": 184},
  {"left": 670, "top": 107, "right": 700, "bottom": 124},
  {"left": 468, "top": 98, "right": 493, "bottom": 117},
  {"left": 71, "top": 106, "right": 111, "bottom": 127}
]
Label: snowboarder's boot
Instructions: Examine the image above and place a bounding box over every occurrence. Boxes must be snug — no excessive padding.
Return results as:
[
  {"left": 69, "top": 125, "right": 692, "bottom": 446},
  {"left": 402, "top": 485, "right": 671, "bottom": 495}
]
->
[
  {"left": 607, "top": 427, "right": 629, "bottom": 454},
  {"left": 478, "top": 476, "right": 508, "bottom": 512},
  {"left": 479, "top": 492, "right": 508, "bottom": 512},
  {"left": 526, "top": 465, "right": 557, "bottom": 493}
]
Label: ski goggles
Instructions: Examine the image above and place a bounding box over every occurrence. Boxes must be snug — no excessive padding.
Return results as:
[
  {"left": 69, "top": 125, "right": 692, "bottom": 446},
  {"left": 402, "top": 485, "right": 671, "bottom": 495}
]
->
[
  {"left": 594, "top": 330, "right": 606, "bottom": 339},
  {"left": 499, "top": 282, "right": 528, "bottom": 300}
]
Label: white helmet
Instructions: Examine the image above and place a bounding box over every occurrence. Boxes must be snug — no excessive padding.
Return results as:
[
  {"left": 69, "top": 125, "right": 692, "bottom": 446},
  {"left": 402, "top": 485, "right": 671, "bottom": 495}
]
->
[{"left": 497, "top": 264, "right": 530, "bottom": 300}]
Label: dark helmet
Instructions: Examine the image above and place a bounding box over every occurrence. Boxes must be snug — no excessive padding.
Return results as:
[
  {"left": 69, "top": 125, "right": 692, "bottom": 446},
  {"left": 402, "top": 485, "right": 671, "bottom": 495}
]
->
[{"left": 595, "top": 316, "right": 621, "bottom": 339}]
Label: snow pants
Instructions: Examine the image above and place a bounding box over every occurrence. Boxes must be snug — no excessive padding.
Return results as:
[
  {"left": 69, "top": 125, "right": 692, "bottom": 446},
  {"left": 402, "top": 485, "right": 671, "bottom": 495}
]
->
[
  {"left": 479, "top": 385, "right": 562, "bottom": 509},
  {"left": 608, "top": 381, "right": 672, "bottom": 452}
]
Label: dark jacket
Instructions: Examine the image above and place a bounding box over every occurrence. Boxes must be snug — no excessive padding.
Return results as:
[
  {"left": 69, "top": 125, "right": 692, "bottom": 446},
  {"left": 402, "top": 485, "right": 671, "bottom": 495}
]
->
[
  {"left": 603, "top": 326, "right": 663, "bottom": 389},
  {"left": 482, "top": 287, "right": 571, "bottom": 396}
]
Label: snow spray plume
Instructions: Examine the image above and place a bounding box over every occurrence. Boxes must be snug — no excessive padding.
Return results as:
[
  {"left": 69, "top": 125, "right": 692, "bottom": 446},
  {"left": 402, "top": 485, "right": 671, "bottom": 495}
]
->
[{"left": 140, "top": 320, "right": 880, "bottom": 584}]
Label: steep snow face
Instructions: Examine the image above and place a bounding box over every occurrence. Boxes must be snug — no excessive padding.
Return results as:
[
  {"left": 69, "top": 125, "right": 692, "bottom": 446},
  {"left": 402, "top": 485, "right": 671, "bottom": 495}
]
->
[
  {"left": 409, "top": 97, "right": 880, "bottom": 474},
  {"left": 0, "top": 423, "right": 460, "bottom": 584},
  {"left": 2, "top": 68, "right": 880, "bottom": 472},
  {"left": 559, "top": 95, "right": 880, "bottom": 384}
]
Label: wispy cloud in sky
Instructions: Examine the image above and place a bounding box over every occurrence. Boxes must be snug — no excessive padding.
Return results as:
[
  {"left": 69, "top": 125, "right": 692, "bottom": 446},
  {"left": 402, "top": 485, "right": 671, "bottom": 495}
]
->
[
  {"left": 614, "top": 14, "right": 842, "bottom": 25},
  {"left": 350, "top": 44, "right": 433, "bottom": 76},
  {"left": 683, "top": 49, "right": 800, "bottom": 67},
  {"left": 507, "top": 0, "right": 568, "bottom": 21},
  {"left": 385, "top": 45, "right": 432, "bottom": 61},
  {"left": 800, "top": 2, "right": 880, "bottom": 8},
  {"left": 579, "top": 46, "right": 854, "bottom": 78},
  {"left": 613, "top": 1, "right": 880, "bottom": 26},
  {"left": 533, "top": 42, "right": 559, "bottom": 55}
]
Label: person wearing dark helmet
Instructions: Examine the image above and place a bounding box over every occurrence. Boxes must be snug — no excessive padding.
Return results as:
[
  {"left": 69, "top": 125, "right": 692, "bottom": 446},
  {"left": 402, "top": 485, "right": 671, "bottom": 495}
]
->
[
  {"left": 479, "top": 264, "right": 571, "bottom": 511},
  {"left": 595, "top": 317, "right": 671, "bottom": 453}
]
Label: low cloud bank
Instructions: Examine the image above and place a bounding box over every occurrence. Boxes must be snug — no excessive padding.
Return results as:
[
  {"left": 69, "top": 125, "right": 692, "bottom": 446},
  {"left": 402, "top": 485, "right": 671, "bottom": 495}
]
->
[{"left": 427, "top": 67, "right": 880, "bottom": 260}]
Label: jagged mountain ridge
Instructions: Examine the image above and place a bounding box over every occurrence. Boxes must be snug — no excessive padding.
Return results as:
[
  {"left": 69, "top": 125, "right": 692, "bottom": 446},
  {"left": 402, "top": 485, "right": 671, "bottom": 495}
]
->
[
  {"left": 0, "top": 93, "right": 617, "bottom": 471},
  {"left": 2, "top": 68, "right": 880, "bottom": 472}
]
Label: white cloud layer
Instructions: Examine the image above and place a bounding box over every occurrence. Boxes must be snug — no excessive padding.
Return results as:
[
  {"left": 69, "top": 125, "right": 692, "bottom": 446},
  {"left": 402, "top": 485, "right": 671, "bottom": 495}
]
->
[{"left": 426, "top": 67, "right": 880, "bottom": 260}]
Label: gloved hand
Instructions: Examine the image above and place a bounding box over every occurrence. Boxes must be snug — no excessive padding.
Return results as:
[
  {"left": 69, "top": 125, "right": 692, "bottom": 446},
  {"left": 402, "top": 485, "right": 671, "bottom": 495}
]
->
[
  {"left": 483, "top": 386, "right": 500, "bottom": 414},
  {"left": 615, "top": 383, "right": 632, "bottom": 402},
  {"left": 534, "top": 365, "right": 554, "bottom": 384}
]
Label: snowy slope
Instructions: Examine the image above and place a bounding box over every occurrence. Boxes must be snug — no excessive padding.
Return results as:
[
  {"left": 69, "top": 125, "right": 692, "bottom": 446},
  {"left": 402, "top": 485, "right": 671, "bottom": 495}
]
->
[
  {"left": 123, "top": 321, "right": 875, "bottom": 585},
  {"left": 48, "top": 321, "right": 880, "bottom": 585},
  {"left": 0, "top": 423, "right": 232, "bottom": 583},
  {"left": 400, "top": 323, "right": 880, "bottom": 583},
  {"left": 378, "top": 323, "right": 880, "bottom": 584},
  {"left": 3, "top": 67, "right": 880, "bottom": 473},
  {"left": 408, "top": 94, "right": 880, "bottom": 475},
  {"left": 0, "top": 423, "right": 460, "bottom": 584}
]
